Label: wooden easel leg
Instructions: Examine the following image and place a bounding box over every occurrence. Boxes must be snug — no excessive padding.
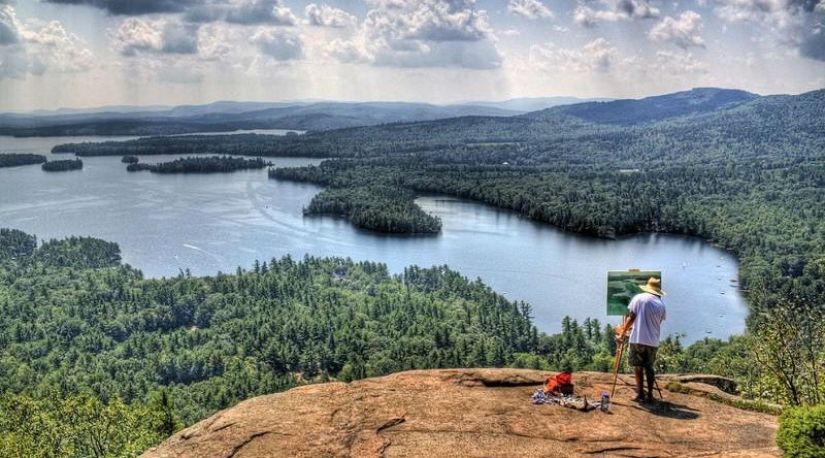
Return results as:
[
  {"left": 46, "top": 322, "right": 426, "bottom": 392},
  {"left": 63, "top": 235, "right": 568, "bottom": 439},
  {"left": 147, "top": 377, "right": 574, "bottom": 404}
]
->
[
  {"left": 654, "top": 376, "right": 664, "bottom": 400},
  {"left": 611, "top": 340, "right": 624, "bottom": 397}
]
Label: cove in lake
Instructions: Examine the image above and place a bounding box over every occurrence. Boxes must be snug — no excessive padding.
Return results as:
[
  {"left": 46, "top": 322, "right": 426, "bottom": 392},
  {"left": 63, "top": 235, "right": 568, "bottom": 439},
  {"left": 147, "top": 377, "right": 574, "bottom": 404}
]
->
[{"left": 0, "top": 136, "right": 747, "bottom": 343}]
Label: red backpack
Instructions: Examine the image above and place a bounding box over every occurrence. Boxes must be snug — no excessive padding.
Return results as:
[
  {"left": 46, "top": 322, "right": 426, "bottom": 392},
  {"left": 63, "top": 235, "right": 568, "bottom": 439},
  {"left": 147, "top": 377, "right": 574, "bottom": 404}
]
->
[{"left": 544, "top": 372, "right": 574, "bottom": 395}]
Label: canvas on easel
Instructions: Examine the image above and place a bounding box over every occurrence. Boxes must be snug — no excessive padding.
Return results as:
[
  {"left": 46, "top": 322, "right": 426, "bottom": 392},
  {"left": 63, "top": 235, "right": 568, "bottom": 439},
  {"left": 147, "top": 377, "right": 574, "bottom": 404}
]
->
[{"left": 606, "top": 270, "right": 662, "bottom": 316}]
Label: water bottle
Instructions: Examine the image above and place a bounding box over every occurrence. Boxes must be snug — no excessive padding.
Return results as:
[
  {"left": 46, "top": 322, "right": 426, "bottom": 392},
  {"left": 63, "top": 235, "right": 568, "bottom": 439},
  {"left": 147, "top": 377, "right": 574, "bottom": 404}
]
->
[{"left": 600, "top": 391, "right": 610, "bottom": 412}]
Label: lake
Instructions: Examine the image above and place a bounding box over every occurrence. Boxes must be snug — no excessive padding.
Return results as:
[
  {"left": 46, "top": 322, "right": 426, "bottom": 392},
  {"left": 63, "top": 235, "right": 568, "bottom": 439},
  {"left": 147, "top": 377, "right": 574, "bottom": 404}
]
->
[{"left": 0, "top": 134, "right": 748, "bottom": 343}]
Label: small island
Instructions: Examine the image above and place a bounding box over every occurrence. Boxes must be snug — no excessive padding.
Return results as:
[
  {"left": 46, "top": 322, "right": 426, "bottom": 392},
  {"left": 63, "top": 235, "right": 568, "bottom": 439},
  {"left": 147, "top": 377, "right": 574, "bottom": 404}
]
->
[
  {"left": 126, "top": 155, "right": 271, "bottom": 173},
  {"left": 0, "top": 153, "right": 47, "bottom": 168},
  {"left": 41, "top": 158, "right": 83, "bottom": 172},
  {"left": 121, "top": 155, "right": 139, "bottom": 164},
  {"left": 272, "top": 165, "right": 441, "bottom": 235},
  {"left": 306, "top": 187, "right": 442, "bottom": 234}
]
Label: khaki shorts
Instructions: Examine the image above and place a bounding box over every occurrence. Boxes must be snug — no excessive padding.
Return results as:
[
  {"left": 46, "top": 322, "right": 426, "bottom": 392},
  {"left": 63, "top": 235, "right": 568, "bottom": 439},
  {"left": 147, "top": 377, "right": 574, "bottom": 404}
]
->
[{"left": 628, "top": 343, "right": 658, "bottom": 368}]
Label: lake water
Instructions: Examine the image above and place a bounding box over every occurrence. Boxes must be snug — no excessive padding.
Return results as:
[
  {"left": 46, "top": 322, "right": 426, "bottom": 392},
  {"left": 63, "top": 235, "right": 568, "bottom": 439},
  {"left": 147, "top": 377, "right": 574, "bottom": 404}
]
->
[{"left": 0, "top": 135, "right": 748, "bottom": 343}]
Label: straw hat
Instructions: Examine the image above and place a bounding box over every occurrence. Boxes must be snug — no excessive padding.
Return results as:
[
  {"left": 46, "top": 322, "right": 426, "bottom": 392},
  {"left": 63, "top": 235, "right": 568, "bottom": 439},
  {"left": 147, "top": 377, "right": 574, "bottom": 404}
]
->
[{"left": 639, "top": 277, "right": 665, "bottom": 296}]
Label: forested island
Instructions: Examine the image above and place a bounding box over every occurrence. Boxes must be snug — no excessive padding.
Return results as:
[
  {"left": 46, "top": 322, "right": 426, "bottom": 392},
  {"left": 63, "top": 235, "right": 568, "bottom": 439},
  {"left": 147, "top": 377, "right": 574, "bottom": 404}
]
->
[
  {"left": 297, "top": 184, "right": 442, "bottom": 234},
  {"left": 0, "top": 153, "right": 47, "bottom": 168},
  {"left": 126, "top": 156, "right": 270, "bottom": 173},
  {"left": 122, "top": 155, "right": 139, "bottom": 164},
  {"left": 41, "top": 158, "right": 83, "bottom": 171}
]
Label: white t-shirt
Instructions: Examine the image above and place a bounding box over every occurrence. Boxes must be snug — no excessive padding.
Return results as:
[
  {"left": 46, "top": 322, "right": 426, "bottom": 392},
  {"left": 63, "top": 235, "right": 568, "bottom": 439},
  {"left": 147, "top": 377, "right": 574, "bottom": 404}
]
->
[{"left": 628, "top": 292, "right": 666, "bottom": 347}]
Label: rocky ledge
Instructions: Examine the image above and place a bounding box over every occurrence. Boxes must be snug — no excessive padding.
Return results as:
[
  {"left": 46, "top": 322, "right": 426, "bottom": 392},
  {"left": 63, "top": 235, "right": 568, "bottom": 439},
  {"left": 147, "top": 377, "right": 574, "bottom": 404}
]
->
[{"left": 141, "top": 369, "right": 779, "bottom": 458}]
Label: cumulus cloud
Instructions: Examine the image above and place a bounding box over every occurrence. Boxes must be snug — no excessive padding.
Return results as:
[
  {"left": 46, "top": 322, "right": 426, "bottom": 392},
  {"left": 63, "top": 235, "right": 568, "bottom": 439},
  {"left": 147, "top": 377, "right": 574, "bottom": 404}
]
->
[
  {"left": 573, "top": 0, "right": 660, "bottom": 27},
  {"left": 649, "top": 10, "right": 705, "bottom": 49},
  {"left": 113, "top": 18, "right": 199, "bottom": 56},
  {"left": 326, "top": 37, "right": 371, "bottom": 63},
  {"left": 383, "top": 0, "right": 494, "bottom": 42},
  {"left": 112, "top": 18, "right": 162, "bottom": 55},
  {"left": 197, "top": 22, "right": 236, "bottom": 61},
  {"left": 710, "top": 0, "right": 825, "bottom": 61},
  {"left": 1, "top": 15, "right": 95, "bottom": 79},
  {"left": 326, "top": 0, "right": 501, "bottom": 69},
  {"left": 529, "top": 37, "right": 618, "bottom": 72},
  {"left": 225, "top": 0, "right": 297, "bottom": 25},
  {"left": 305, "top": 3, "right": 357, "bottom": 28},
  {"left": 22, "top": 21, "right": 95, "bottom": 72},
  {"left": 508, "top": 0, "right": 553, "bottom": 20},
  {"left": 0, "top": 5, "right": 20, "bottom": 45},
  {"left": 250, "top": 27, "right": 303, "bottom": 60},
  {"left": 44, "top": 0, "right": 202, "bottom": 15}
]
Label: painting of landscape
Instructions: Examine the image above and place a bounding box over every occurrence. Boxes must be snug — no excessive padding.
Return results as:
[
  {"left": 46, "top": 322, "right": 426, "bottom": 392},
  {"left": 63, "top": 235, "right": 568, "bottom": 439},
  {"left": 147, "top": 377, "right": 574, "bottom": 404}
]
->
[{"left": 606, "top": 270, "right": 661, "bottom": 316}]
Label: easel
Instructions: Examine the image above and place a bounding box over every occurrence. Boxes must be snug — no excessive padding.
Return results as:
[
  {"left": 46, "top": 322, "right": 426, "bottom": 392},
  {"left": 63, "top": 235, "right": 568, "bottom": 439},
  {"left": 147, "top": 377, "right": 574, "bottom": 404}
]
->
[{"left": 610, "top": 315, "right": 630, "bottom": 397}]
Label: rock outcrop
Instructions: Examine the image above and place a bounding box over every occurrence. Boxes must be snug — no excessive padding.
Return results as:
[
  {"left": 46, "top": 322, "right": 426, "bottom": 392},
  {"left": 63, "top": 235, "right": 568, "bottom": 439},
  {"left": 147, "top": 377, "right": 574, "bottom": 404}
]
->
[{"left": 141, "top": 369, "right": 779, "bottom": 458}]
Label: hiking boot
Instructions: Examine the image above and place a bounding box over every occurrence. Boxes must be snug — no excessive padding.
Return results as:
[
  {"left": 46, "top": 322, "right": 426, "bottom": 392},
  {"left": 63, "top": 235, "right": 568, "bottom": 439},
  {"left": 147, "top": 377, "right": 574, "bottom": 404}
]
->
[{"left": 631, "top": 392, "right": 646, "bottom": 402}]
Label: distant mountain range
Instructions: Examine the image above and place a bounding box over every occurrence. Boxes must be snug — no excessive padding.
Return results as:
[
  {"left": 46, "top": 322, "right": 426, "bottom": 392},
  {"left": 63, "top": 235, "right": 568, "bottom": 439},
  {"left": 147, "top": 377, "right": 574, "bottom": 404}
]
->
[
  {"left": 0, "top": 97, "right": 608, "bottom": 137},
  {"left": 466, "top": 96, "right": 613, "bottom": 112},
  {"left": 529, "top": 87, "right": 759, "bottom": 125},
  {"left": 5, "top": 96, "right": 613, "bottom": 118},
  {"left": 0, "top": 88, "right": 784, "bottom": 138}
]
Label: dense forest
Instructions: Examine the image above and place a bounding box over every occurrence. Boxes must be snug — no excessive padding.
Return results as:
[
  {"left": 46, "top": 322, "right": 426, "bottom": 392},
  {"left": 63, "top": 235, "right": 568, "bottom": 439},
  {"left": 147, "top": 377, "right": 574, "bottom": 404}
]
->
[
  {"left": 41, "top": 158, "right": 83, "bottom": 172},
  {"left": 0, "top": 229, "right": 535, "bottom": 455},
  {"left": 126, "top": 156, "right": 270, "bottom": 173},
  {"left": 0, "top": 153, "right": 46, "bottom": 168}
]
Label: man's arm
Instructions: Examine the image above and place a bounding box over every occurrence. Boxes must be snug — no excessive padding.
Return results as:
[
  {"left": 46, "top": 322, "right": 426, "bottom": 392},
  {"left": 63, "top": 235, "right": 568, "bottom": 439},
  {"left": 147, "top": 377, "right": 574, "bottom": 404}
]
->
[
  {"left": 626, "top": 312, "right": 637, "bottom": 329},
  {"left": 617, "top": 312, "right": 636, "bottom": 342}
]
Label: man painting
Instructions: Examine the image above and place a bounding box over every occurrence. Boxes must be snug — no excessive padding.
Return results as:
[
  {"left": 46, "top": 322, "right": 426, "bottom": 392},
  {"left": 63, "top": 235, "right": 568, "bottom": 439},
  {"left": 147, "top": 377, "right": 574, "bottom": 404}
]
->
[{"left": 625, "top": 277, "right": 666, "bottom": 402}]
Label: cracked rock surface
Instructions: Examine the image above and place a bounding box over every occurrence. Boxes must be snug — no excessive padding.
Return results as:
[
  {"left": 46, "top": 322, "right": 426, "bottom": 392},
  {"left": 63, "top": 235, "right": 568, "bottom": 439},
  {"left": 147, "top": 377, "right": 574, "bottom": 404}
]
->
[{"left": 140, "top": 369, "right": 779, "bottom": 458}]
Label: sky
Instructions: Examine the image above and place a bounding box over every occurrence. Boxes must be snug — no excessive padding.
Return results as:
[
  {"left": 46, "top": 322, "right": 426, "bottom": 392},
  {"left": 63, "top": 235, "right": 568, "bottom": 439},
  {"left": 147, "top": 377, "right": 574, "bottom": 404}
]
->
[{"left": 0, "top": 0, "right": 823, "bottom": 112}]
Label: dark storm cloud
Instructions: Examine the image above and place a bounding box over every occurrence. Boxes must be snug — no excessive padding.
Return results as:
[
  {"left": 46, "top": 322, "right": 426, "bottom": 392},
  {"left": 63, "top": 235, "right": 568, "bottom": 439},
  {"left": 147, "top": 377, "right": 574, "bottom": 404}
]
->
[{"left": 44, "top": 0, "right": 202, "bottom": 15}]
